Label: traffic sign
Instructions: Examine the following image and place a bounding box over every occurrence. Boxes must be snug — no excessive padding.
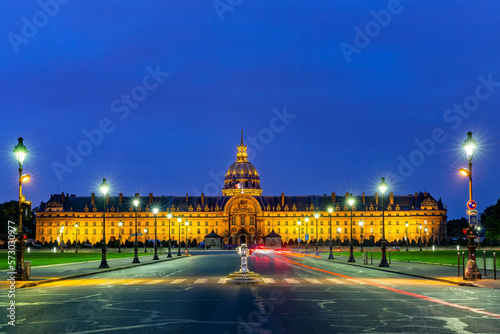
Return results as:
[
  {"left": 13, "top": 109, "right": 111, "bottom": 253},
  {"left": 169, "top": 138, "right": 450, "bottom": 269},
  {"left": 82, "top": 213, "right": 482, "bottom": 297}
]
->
[
  {"left": 467, "top": 200, "right": 477, "bottom": 210},
  {"left": 467, "top": 209, "right": 478, "bottom": 216},
  {"left": 304, "top": 234, "right": 309, "bottom": 241},
  {"left": 298, "top": 238, "right": 302, "bottom": 242}
]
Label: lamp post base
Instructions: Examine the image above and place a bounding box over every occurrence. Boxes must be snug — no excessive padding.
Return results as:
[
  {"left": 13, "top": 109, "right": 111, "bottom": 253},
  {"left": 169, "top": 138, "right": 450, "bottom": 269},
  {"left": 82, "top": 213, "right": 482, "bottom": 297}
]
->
[
  {"left": 167, "top": 247, "right": 172, "bottom": 258},
  {"left": 328, "top": 245, "right": 334, "bottom": 259},
  {"left": 99, "top": 246, "right": 109, "bottom": 268},
  {"left": 132, "top": 244, "right": 140, "bottom": 263},
  {"left": 379, "top": 243, "right": 389, "bottom": 267},
  {"left": 315, "top": 245, "right": 319, "bottom": 257},
  {"left": 348, "top": 244, "right": 355, "bottom": 262},
  {"left": 153, "top": 247, "right": 159, "bottom": 260}
]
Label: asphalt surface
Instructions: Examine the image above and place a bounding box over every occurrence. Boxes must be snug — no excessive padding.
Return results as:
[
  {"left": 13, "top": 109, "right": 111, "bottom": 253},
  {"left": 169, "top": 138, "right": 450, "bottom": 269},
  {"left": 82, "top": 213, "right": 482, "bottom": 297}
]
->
[{"left": 3, "top": 251, "right": 500, "bottom": 333}]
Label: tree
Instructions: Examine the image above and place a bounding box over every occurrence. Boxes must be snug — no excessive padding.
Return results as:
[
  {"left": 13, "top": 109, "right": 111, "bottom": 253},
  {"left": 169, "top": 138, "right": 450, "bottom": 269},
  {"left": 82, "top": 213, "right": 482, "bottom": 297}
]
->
[
  {"left": 190, "top": 238, "right": 198, "bottom": 247},
  {"left": 485, "top": 198, "right": 500, "bottom": 240},
  {"left": 447, "top": 218, "right": 468, "bottom": 237}
]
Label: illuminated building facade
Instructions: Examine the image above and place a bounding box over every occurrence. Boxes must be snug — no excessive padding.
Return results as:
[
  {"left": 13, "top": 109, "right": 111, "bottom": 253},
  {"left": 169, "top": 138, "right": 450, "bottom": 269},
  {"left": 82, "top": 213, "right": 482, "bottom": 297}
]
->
[{"left": 36, "top": 133, "right": 448, "bottom": 246}]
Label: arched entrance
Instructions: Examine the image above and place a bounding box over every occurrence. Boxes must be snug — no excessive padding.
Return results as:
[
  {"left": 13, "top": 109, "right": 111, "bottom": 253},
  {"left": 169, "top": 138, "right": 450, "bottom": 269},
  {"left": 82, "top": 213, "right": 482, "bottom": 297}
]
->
[
  {"left": 223, "top": 194, "right": 263, "bottom": 246},
  {"left": 240, "top": 235, "right": 246, "bottom": 244}
]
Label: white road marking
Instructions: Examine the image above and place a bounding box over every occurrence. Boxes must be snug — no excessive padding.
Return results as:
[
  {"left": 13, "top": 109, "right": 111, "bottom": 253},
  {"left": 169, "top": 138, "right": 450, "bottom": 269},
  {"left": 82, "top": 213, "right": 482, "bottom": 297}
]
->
[
  {"left": 346, "top": 278, "right": 366, "bottom": 285},
  {"left": 145, "top": 279, "right": 164, "bottom": 285},
  {"left": 194, "top": 279, "right": 208, "bottom": 284},
  {"left": 99, "top": 280, "right": 124, "bottom": 286},
  {"left": 305, "top": 278, "right": 321, "bottom": 284},
  {"left": 218, "top": 278, "right": 229, "bottom": 284},
  {"left": 326, "top": 278, "right": 346, "bottom": 284},
  {"left": 123, "top": 280, "right": 143, "bottom": 285},
  {"left": 262, "top": 278, "right": 275, "bottom": 284},
  {"left": 284, "top": 278, "right": 299, "bottom": 284},
  {"left": 170, "top": 279, "right": 186, "bottom": 284}
]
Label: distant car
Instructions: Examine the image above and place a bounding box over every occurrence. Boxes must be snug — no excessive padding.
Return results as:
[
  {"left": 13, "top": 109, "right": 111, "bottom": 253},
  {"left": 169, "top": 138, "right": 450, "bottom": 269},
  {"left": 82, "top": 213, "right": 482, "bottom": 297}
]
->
[
  {"left": 392, "top": 246, "right": 400, "bottom": 249},
  {"left": 27, "top": 243, "right": 41, "bottom": 249},
  {"left": 81, "top": 243, "right": 93, "bottom": 248}
]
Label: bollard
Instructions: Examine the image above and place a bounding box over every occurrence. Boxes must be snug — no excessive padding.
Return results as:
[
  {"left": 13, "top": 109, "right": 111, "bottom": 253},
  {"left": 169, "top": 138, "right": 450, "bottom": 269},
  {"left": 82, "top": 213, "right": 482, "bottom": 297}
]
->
[
  {"left": 484, "top": 251, "right": 487, "bottom": 277},
  {"left": 389, "top": 250, "right": 391, "bottom": 264},
  {"left": 457, "top": 252, "right": 460, "bottom": 277},
  {"left": 371, "top": 249, "right": 373, "bottom": 265},
  {"left": 462, "top": 252, "right": 465, "bottom": 280},
  {"left": 493, "top": 252, "right": 497, "bottom": 280}
]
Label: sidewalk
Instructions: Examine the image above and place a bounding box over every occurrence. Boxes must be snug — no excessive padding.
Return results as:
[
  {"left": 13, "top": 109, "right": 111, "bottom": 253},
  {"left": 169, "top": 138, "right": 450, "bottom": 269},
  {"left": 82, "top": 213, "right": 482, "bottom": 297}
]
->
[
  {"left": 3, "top": 252, "right": 188, "bottom": 289},
  {"left": 308, "top": 251, "right": 500, "bottom": 289}
]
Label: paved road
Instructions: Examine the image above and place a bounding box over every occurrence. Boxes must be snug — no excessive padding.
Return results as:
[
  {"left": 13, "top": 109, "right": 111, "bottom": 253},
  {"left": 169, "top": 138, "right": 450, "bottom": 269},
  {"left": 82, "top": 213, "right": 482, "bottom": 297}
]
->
[{"left": 3, "top": 251, "right": 500, "bottom": 333}]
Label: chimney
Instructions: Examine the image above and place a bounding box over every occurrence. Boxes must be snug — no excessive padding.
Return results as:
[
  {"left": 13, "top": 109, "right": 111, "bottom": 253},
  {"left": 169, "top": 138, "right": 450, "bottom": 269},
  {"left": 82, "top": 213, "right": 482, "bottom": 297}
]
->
[
  {"left": 201, "top": 193, "right": 205, "bottom": 205},
  {"left": 375, "top": 192, "right": 378, "bottom": 205},
  {"left": 331, "top": 192, "right": 336, "bottom": 203},
  {"left": 91, "top": 193, "right": 95, "bottom": 206},
  {"left": 281, "top": 193, "right": 285, "bottom": 207},
  {"left": 390, "top": 192, "right": 394, "bottom": 205},
  {"left": 135, "top": 193, "right": 140, "bottom": 201},
  {"left": 61, "top": 192, "right": 65, "bottom": 202},
  {"left": 186, "top": 193, "right": 189, "bottom": 202},
  {"left": 149, "top": 193, "right": 153, "bottom": 204},
  {"left": 424, "top": 192, "right": 428, "bottom": 197},
  {"left": 415, "top": 192, "right": 418, "bottom": 200},
  {"left": 362, "top": 193, "right": 365, "bottom": 204},
  {"left": 119, "top": 193, "right": 123, "bottom": 205}
]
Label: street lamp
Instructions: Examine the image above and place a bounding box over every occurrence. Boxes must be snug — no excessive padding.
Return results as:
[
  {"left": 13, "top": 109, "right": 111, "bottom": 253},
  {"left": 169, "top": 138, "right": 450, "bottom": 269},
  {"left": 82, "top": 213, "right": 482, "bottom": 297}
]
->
[
  {"left": 328, "top": 207, "right": 334, "bottom": 260},
  {"left": 314, "top": 211, "right": 320, "bottom": 256},
  {"left": 132, "top": 198, "right": 140, "bottom": 263},
  {"left": 297, "top": 219, "right": 302, "bottom": 254},
  {"left": 347, "top": 196, "right": 355, "bottom": 262},
  {"left": 185, "top": 220, "right": 189, "bottom": 254},
  {"left": 13, "top": 137, "right": 29, "bottom": 280},
  {"left": 118, "top": 221, "right": 123, "bottom": 253},
  {"left": 359, "top": 221, "right": 364, "bottom": 252},
  {"left": 424, "top": 227, "right": 428, "bottom": 251},
  {"left": 59, "top": 226, "right": 65, "bottom": 253},
  {"left": 167, "top": 212, "right": 173, "bottom": 258},
  {"left": 419, "top": 224, "right": 423, "bottom": 251},
  {"left": 379, "top": 177, "right": 389, "bottom": 267},
  {"left": 461, "top": 131, "right": 480, "bottom": 280},
  {"left": 74, "top": 223, "right": 79, "bottom": 253},
  {"left": 99, "top": 178, "right": 109, "bottom": 268},
  {"left": 153, "top": 208, "right": 159, "bottom": 260},
  {"left": 144, "top": 228, "right": 148, "bottom": 253},
  {"left": 337, "top": 227, "right": 341, "bottom": 247},
  {"left": 177, "top": 216, "right": 182, "bottom": 256},
  {"left": 405, "top": 222, "right": 409, "bottom": 251},
  {"left": 304, "top": 217, "right": 309, "bottom": 254}
]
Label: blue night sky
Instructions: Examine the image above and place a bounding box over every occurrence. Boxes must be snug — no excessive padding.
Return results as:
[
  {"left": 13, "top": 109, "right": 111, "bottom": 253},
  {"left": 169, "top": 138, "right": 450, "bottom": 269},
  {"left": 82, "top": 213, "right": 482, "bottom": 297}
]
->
[{"left": 1, "top": 1, "right": 499, "bottom": 220}]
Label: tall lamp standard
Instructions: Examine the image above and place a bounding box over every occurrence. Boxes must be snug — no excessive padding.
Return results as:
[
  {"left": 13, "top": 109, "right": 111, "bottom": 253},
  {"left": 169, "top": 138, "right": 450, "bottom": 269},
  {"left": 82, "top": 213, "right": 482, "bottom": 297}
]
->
[
  {"left": 132, "top": 198, "right": 140, "bottom": 263},
  {"left": 405, "top": 222, "right": 409, "bottom": 251},
  {"left": 297, "top": 219, "right": 302, "bottom": 254},
  {"left": 359, "top": 221, "right": 364, "bottom": 252},
  {"left": 118, "top": 221, "right": 123, "bottom": 253},
  {"left": 460, "top": 131, "right": 480, "bottom": 280},
  {"left": 59, "top": 226, "right": 65, "bottom": 253},
  {"left": 328, "top": 207, "right": 334, "bottom": 260},
  {"left": 314, "top": 211, "right": 320, "bottom": 256},
  {"left": 177, "top": 216, "right": 182, "bottom": 256},
  {"left": 419, "top": 224, "right": 423, "bottom": 251},
  {"left": 424, "top": 227, "right": 428, "bottom": 251},
  {"left": 153, "top": 208, "right": 159, "bottom": 260},
  {"left": 99, "top": 178, "right": 109, "bottom": 268},
  {"left": 74, "top": 223, "right": 79, "bottom": 253},
  {"left": 166, "top": 213, "right": 173, "bottom": 258},
  {"left": 184, "top": 220, "right": 189, "bottom": 254},
  {"left": 304, "top": 217, "right": 310, "bottom": 254},
  {"left": 347, "top": 196, "right": 355, "bottom": 263},
  {"left": 144, "top": 228, "right": 148, "bottom": 253},
  {"left": 337, "top": 227, "right": 341, "bottom": 247},
  {"left": 13, "top": 137, "right": 30, "bottom": 280},
  {"left": 379, "top": 177, "right": 389, "bottom": 267}
]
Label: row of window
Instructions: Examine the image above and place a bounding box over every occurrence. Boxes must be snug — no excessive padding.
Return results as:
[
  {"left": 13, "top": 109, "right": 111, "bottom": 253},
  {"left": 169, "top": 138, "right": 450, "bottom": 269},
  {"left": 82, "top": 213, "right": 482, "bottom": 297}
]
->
[
  {"left": 42, "top": 228, "right": 218, "bottom": 235},
  {"left": 269, "top": 227, "right": 438, "bottom": 234}
]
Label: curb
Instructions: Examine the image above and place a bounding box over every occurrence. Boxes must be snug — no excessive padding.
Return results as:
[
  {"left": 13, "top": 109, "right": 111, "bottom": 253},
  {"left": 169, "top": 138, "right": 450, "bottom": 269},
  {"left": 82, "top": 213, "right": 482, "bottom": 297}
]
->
[{"left": 19, "top": 255, "right": 188, "bottom": 289}]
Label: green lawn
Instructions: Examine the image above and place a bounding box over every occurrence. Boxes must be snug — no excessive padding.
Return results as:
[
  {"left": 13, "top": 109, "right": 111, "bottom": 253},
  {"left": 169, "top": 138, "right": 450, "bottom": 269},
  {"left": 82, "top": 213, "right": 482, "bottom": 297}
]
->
[
  {"left": 0, "top": 249, "right": 163, "bottom": 269},
  {"left": 326, "top": 249, "right": 498, "bottom": 267}
]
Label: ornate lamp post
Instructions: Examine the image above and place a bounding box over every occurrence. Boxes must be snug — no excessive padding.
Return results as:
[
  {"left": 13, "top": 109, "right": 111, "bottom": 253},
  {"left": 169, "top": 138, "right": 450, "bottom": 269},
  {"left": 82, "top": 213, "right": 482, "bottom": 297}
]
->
[
  {"left": 74, "top": 223, "right": 79, "bottom": 253},
  {"left": 419, "top": 224, "right": 423, "bottom": 251},
  {"left": 59, "top": 226, "right": 65, "bottom": 253},
  {"left": 297, "top": 219, "right": 302, "bottom": 254},
  {"left": 424, "top": 227, "right": 428, "bottom": 251},
  {"left": 99, "top": 178, "right": 109, "bottom": 268},
  {"left": 144, "top": 228, "right": 148, "bottom": 253},
  {"left": 13, "top": 137, "right": 30, "bottom": 280},
  {"left": 132, "top": 198, "right": 140, "bottom": 263},
  {"left": 167, "top": 213, "right": 173, "bottom": 258},
  {"left": 177, "top": 216, "right": 182, "bottom": 256},
  {"left": 328, "top": 207, "right": 334, "bottom": 259},
  {"left": 460, "top": 131, "right": 480, "bottom": 280},
  {"left": 337, "top": 227, "right": 341, "bottom": 247},
  {"left": 359, "top": 221, "right": 364, "bottom": 252},
  {"left": 405, "top": 222, "right": 409, "bottom": 251},
  {"left": 314, "top": 211, "right": 320, "bottom": 256},
  {"left": 347, "top": 196, "right": 355, "bottom": 262},
  {"left": 185, "top": 220, "right": 189, "bottom": 254},
  {"left": 379, "top": 177, "right": 389, "bottom": 267},
  {"left": 153, "top": 208, "right": 159, "bottom": 260},
  {"left": 118, "top": 221, "right": 123, "bottom": 253},
  {"left": 304, "top": 217, "right": 309, "bottom": 254}
]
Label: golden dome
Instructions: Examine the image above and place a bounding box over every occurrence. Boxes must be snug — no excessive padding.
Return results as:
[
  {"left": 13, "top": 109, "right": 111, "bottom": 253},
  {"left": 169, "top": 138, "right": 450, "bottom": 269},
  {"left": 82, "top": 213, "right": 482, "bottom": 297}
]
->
[{"left": 222, "top": 131, "right": 262, "bottom": 196}]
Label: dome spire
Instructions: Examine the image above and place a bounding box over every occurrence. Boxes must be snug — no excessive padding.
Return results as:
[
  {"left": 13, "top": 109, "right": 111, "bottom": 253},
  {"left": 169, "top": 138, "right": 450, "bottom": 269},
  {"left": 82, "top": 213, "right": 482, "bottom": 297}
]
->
[
  {"left": 240, "top": 129, "right": 244, "bottom": 146},
  {"left": 236, "top": 130, "right": 248, "bottom": 162}
]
